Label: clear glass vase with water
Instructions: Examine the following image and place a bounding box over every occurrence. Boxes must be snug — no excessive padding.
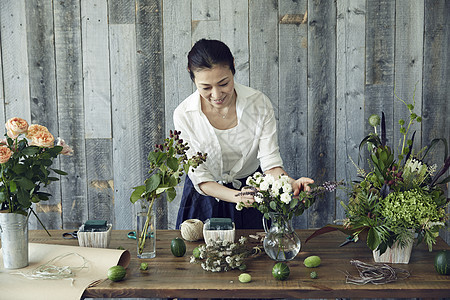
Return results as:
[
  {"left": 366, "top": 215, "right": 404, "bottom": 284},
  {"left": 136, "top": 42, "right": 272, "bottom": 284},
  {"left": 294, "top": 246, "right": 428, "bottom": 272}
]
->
[{"left": 262, "top": 212, "right": 301, "bottom": 261}]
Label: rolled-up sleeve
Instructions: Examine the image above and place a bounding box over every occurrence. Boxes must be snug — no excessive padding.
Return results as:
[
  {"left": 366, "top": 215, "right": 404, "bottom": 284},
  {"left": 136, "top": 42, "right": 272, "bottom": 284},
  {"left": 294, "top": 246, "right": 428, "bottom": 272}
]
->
[{"left": 257, "top": 96, "right": 283, "bottom": 172}]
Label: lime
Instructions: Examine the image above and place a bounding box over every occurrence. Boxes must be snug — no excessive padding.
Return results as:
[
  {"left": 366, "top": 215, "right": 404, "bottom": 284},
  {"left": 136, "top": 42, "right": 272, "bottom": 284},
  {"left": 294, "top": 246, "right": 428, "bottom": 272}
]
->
[
  {"left": 107, "top": 265, "right": 126, "bottom": 282},
  {"left": 140, "top": 262, "right": 148, "bottom": 270},
  {"left": 304, "top": 255, "right": 321, "bottom": 268},
  {"left": 272, "top": 262, "right": 290, "bottom": 281},
  {"left": 368, "top": 114, "right": 381, "bottom": 127},
  {"left": 238, "top": 273, "right": 252, "bottom": 283}
]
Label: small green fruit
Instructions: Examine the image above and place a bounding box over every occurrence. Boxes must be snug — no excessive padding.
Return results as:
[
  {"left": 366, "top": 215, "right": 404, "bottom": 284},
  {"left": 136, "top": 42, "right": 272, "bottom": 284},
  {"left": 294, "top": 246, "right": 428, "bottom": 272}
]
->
[
  {"left": 140, "top": 262, "right": 148, "bottom": 271},
  {"left": 239, "top": 264, "right": 247, "bottom": 271},
  {"left": 304, "top": 255, "right": 321, "bottom": 268},
  {"left": 193, "top": 246, "right": 201, "bottom": 258},
  {"left": 434, "top": 250, "right": 450, "bottom": 275},
  {"left": 272, "top": 262, "right": 290, "bottom": 281},
  {"left": 170, "top": 237, "right": 186, "bottom": 257},
  {"left": 238, "top": 273, "right": 252, "bottom": 283},
  {"left": 107, "top": 265, "right": 126, "bottom": 282},
  {"left": 310, "top": 271, "right": 318, "bottom": 279}
]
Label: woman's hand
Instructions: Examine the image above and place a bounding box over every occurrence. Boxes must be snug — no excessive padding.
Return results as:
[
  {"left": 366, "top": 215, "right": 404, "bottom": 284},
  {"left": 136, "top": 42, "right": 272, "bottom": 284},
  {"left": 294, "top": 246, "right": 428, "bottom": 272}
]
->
[
  {"left": 235, "top": 186, "right": 256, "bottom": 207},
  {"left": 292, "top": 177, "right": 314, "bottom": 196}
]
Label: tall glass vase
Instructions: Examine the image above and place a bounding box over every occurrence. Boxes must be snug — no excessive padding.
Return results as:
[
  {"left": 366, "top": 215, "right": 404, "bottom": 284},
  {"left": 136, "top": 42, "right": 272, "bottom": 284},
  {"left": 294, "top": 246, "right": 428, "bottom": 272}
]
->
[
  {"left": 0, "top": 212, "right": 29, "bottom": 269},
  {"left": 262, "top": 213, "right": 301, "bottom": 261},
  {"left": 136, "top": 199, "right": 156, "bottom": 259}
]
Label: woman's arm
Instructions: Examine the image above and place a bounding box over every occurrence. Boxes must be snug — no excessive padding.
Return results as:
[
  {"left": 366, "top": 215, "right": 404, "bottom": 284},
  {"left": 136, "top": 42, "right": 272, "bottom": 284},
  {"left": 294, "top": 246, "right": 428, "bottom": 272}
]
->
[
  {"left": 198, "top": 181, "right": 254, "bottom": 205},
  {"left": 264, "top": 166, "right": 314, "bottom": 195}
]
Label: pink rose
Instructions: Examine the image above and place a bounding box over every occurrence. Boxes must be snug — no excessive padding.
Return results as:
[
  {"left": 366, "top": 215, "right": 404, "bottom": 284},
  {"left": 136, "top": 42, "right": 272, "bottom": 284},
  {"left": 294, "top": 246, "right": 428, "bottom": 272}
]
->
[
  {"left": 56, "top": 138, "right": 74, "bottom": 156},
  {"left": 26, "top": 124, "right": 49, "bottom": 139},
  {"left": 5, "top": 117, "right": 29, "bottom": 139},
  {"left": 0, "top": 145, "right": 12, "bottom": 164},
  {"left": 29, "top": 130, "right": 55, "bottom": 148}
]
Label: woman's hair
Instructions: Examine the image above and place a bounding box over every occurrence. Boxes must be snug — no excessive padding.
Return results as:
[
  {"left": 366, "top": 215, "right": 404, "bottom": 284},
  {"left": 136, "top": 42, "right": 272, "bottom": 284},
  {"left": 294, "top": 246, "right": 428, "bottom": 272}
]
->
[{"left": 187, "top": 39, "right": 235, "bottom": 81}]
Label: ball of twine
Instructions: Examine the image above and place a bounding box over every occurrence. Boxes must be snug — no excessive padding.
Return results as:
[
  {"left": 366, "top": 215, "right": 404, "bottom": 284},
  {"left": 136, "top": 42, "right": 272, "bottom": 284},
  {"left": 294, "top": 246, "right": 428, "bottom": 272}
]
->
[{"left": 180, "top": 219, "right": 204, "bottom": 241}]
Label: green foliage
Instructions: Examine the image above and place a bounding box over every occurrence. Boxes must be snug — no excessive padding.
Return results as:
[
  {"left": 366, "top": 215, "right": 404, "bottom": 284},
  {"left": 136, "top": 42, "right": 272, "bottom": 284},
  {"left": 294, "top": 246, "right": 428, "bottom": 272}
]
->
[
  {"left": 0, "top": 139, "right": 66, "bottom": 214},
  {"left": 344, "top": 87, "right": 449, "bottom": 254},
  {"left": 130, "top": 130, "right": 207, "bottom": 206}
]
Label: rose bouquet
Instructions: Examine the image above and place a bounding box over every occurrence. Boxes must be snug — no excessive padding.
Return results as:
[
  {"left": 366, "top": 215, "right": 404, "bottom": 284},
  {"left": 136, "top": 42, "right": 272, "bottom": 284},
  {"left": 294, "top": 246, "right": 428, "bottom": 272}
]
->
[
  {"left": 0, "top": 117, "right": 73, "bottom": 220},
  {"left": 343, "top": 92, "right": 449, "bottom": 255}
]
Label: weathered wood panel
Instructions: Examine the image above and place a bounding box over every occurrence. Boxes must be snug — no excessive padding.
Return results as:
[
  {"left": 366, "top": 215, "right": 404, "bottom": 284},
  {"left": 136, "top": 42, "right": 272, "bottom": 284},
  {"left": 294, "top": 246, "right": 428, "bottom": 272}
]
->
[
  {"left": 307, "top": 0, "right": 337, "bottom": 228},
  {"left": 0, "top": 44, "right": 4, "bottom": 123},
  {"left": 393, "top": 0, "right": 424, "bottom": 154},
  {"left": 86, "top": 139, "right": 114, "bottom": 222},
  {"left": 163, "top": 0, "right": 192, "bottom": 229},
  {"left": 0, "top": 0, "right": 30, "bottom": 120},
  {"left": 109, "top": 23, "right": 141, "bottom": 230},
  {"left": 335, "top": 0, "right": 366, "bottom": 220},
  {"left": 81, "top": 0, "right": 111, "bottom": 139},
  {"left": 364, "top": 0, "right": 396, "bottom": 144},
  {"left": 53, "top": 0, "right": 88, "bottom": 230},
  {"left": 422, "top": 0, "right": 450, "bottom": 244},
  {"left": 249, "top": 0, "right": 279, "bottom": 116},
  {"left": 25, "top": 0, "right": 61, "bottom": 229},
  {"left": 220, "top": 0, "right": 250, "bottom": 86},
  {"left": 278, "top": 0, "right": 308, "bottom": 229},
  {"left": 136, "top": 0, "right": 167, "bottom": 229}
]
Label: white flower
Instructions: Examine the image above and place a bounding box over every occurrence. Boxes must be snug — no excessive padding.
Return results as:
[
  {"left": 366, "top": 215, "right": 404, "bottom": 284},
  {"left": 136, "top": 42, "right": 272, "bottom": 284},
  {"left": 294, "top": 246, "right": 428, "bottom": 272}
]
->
[
  {"left": 254, "top": 193, "right": 264, "bottom": 203},
  {"left": 260, "top": 180, "right": 270, "bottom": 191},
  {"left": 190, "top": 256, "right": 196, "bottom": 263},
  {"left": 264, "top": 174, "right": 275, "bottom": 185},
  {"left": 235, "top": 202, "right": 244, "bottom": 211},
  {"left": 271, "top": 180, "right": 282, "bottom": 196},
  {"left": 282, "top": 182, "right": 292, "bottom": 193},
  {"left": 225, "top": 256, "right": 232, "bottom": 264},
  {"left": 280, "top": 192, "right": 291, "bottom": 204}
]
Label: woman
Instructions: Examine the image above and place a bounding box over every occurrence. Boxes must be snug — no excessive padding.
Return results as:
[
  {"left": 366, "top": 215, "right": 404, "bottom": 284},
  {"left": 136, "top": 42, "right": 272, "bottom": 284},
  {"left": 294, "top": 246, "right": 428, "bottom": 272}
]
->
[{"left": 174, "top": 39, "right": 313, "bottom": 229}]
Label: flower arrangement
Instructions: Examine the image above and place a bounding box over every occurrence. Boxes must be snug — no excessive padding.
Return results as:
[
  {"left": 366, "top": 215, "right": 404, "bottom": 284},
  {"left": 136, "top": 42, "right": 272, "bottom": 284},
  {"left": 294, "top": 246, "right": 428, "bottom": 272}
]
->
[
  {"left": 130, "top": 130, "right": 207, "bottom": 255},
  {"left": 343, "top": 92, "right": 449, "bottom": 254},
  {"left": 0, "top": 117, "right": 73, "bottom": 219},
  {"left": 189, "top": 236, "right": 260, "bottom": 272},
  {"left": 236, "top": 172, "right": 343, "bottom": 222}
]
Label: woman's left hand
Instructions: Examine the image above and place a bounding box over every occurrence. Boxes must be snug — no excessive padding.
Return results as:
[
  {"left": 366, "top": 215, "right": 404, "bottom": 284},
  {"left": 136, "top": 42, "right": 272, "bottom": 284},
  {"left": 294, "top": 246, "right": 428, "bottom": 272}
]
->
[{"left": 292, "top": 177, "right": 314, "bottom": 196}]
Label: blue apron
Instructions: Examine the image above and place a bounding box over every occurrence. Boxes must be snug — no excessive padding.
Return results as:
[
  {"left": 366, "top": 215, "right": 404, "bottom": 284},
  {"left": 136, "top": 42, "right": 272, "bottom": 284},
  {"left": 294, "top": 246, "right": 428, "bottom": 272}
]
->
[{"left": 176, "top": 174, "right": 264, "bottom": 229}]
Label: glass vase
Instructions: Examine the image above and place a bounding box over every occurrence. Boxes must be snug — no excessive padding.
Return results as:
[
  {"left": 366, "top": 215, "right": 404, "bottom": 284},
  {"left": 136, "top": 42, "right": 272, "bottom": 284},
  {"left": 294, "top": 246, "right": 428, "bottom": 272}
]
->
[
  {"left": 136, "top": 199, "right": 156, "bottom": 259},
  {"left": 262, "top": 213, "right": 301, "bottom": 261}
]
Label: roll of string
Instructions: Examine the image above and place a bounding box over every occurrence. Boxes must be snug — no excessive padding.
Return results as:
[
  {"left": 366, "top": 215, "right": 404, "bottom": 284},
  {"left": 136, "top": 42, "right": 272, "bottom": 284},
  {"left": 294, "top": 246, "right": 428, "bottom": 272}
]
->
[{"left": 180, "top": 219, "right": 204, "bottom": 241}]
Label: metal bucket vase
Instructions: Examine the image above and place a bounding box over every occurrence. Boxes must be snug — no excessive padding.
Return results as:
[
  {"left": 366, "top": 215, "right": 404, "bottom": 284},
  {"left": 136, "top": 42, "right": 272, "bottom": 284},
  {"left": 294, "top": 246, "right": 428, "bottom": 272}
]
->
[{"left": 0, "top": 212, "right": 29, "bottom": 269}]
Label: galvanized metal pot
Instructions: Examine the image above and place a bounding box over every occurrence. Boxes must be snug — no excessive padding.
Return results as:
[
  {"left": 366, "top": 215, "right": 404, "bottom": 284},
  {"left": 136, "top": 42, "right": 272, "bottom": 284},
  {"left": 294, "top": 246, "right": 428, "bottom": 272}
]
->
[{"left": 0, "top": 212, "right": 29, "bottom": 269}]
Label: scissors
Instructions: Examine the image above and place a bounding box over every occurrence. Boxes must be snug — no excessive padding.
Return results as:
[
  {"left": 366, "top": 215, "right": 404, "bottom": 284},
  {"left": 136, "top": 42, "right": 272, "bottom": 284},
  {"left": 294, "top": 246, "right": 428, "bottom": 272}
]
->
[
  {"left": 339, "top": 235, "right": 354, "bottom": 247},
  {"left": 62, "top": 231, "right": 78, "bottom": 239},
  {"left": 127, "top": 231, "right": 153, "bottom": 239}
]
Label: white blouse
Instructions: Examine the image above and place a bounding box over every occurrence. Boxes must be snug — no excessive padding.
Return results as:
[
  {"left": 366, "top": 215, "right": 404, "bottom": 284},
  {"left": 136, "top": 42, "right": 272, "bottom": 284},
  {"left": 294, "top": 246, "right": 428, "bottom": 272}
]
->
[{"left": 173, "top": 82, "right": 283, "bottom": 195}]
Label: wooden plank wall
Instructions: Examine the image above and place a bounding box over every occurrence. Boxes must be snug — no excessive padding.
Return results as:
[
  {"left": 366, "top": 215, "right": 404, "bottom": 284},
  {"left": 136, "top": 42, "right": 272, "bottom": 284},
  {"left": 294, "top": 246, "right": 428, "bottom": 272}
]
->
[{"left": 0, "top": 0, "right": 448, "bottom": 244}]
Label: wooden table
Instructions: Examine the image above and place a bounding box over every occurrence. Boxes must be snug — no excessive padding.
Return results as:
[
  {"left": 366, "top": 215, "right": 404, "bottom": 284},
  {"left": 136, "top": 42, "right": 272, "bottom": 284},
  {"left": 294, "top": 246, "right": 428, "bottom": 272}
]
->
[{"left": 26, "top": 229, "right": 449, "bottom": 299}]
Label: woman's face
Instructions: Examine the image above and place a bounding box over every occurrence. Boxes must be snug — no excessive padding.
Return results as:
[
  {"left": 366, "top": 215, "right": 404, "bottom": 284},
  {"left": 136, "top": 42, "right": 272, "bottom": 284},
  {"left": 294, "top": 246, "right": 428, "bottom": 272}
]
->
[{"left": 193, "top": 64, "right": 235, "bottom": 108}]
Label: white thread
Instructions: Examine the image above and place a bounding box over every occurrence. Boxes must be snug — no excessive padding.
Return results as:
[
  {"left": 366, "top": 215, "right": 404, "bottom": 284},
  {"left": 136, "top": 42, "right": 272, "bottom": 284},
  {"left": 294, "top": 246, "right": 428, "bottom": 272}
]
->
[{"left": 12, "top": 253, "right": 89, "bottom": 285}]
